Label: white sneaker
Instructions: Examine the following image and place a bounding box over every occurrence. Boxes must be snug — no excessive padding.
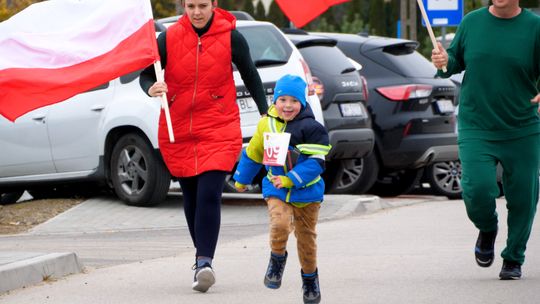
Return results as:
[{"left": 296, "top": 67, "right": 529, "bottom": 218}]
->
[{"left": 192, "top": 264, "right": 216, "bottom": 292}]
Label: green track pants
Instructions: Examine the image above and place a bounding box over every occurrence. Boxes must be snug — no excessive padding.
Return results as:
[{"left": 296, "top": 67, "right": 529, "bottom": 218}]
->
[{"left": 459, "top": 133, "right": 540, "bottom": 264}]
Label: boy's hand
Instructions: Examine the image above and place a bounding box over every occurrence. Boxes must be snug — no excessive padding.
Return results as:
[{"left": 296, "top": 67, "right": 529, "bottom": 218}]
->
[
  {"left": 271, "top": 176, "right": 293, "bottom": 189},
  {"left": 234, "top": 181, "right": 247, "bottom": 192},
  {"left": 532, "top": 94, "right": 540, "bottom": 113}
]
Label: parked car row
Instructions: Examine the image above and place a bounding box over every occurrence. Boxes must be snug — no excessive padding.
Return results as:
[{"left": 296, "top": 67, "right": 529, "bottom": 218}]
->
[{"left": 0, "top": 12, "right": 460, "bottom": 206}]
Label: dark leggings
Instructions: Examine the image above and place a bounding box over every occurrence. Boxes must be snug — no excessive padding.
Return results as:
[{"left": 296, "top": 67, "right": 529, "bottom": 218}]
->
[{"left": 178, "top": 170, "right": 227, "bottom": 259}]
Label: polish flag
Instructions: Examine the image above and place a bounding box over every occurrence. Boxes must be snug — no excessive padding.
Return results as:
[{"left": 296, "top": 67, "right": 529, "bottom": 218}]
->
[
  {"left": 275, "top": 0, "right": 350, "bottom": 28},
  {"left": 0, "top": 0, "right": 159, "bottom": 122}
]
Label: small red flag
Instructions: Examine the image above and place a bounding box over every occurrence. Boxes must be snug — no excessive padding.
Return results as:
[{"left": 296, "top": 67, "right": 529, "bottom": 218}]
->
[{"left": 275, "top": 0, "right": 350, "bottom": 28}]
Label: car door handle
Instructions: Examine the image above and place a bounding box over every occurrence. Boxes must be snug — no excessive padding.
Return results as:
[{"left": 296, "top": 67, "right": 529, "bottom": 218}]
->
[
  {"left": 91, "top": 105, "right": 105, "bottom": 112},
  {"left": 32, "top": 114, "right": 46, "bottom": 121}
]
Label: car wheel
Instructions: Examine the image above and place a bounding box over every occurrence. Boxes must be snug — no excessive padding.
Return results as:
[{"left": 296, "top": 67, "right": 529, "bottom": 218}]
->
[
  {"left": 425, "top": 161, "right": 462, "bottom": 199},
  {"left": 0, "top": 191, "right": 24, "bottom": 205},
  {"left": 325, "top": 153, "right": 379, "bottom": 194},
  {"left": 110, "top": 133, "right": 171, "bottom": 207},
  {"left": 369, "top": 168, "right": 422, "bottom": 197}
]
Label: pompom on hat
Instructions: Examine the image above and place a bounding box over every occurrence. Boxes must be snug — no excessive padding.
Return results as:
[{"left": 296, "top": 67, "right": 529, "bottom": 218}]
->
[{"left": 273, "top": 74, "right": 307, "bottom": 108}]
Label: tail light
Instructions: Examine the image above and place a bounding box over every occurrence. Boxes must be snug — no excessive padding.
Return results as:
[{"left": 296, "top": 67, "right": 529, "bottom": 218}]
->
[
  {"left": 311, "top": 76, "right": 325, "bottom": 101},
  {"left": 360, "top": 75, "right": 369, "bottom": 102},
  {"left": 376, "top": 84, "right": 432, "bottom": 101},
  {"left": 300, "top": 58, "right": 316, "bottom": 96}
]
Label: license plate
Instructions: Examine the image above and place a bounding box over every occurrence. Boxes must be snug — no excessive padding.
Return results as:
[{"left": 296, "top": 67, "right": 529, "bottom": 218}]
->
[
  {"left": 339, "top": 103, "right": 365, "bottom": 117},
  {"left": 237, "top": 95, "right": 274, "bottom": 114},
  {"left": 237, "top": 98, "right": 257, "bottom": 114},
  {"left": 436, "top": 99, "right": 454, "bottom": 114}
]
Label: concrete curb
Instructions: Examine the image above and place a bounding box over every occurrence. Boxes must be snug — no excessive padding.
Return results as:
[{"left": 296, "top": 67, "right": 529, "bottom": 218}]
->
[{"left": 0, "top": 252, "right": 82, "bottom": 294}]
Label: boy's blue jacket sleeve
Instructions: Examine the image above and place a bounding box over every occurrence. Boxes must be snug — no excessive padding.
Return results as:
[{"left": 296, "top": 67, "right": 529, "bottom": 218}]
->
[
  {"left": 233, "top": 118, "right": 266, "bottom": 185},
  {"left": 234, "top": 149, "right": 262, "bottom": 185}
]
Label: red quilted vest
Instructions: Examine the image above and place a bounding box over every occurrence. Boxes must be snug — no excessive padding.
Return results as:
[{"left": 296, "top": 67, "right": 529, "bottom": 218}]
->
[{"left": 159, "top": 9, "right": 240, "bottom": 177}]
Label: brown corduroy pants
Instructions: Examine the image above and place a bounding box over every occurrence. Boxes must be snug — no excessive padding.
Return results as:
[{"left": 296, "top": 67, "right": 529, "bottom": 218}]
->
[{"left": 266, "top": 197, "right": 321, "bottom": 274}]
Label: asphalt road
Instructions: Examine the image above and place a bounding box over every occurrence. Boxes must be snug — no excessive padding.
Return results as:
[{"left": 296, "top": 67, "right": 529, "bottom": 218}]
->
[{"left": 1, "top": 196, "right": 539, "bottom": 303}]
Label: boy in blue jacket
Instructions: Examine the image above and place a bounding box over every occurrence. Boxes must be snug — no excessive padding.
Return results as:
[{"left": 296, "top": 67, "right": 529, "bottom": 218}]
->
[{"left": 234, "top": 74, "right": 330, "bottom": 304}]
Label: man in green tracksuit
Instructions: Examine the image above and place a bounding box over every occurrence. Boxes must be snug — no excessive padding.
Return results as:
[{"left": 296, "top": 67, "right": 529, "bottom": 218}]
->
[{"left": 432, "top": 0, "right": 540, "bottom": 280}]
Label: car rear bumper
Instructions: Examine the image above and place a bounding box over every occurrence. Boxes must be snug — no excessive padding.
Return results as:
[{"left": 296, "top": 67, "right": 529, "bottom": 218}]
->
[
  {"left": 380, "top": 133, "right": 458, "bottom": 169},
  {"left": 328, "top": 128, "right": 374, "bottom": 160}
]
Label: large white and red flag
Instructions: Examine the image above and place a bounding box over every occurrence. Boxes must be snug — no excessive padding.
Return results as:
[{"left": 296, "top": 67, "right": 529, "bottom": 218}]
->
[
  {"left": 0, "top": 0, "right": 159, "bottom": 122},
  {"left": 275, "top": 0, "right": 350, "bottom": 28}
]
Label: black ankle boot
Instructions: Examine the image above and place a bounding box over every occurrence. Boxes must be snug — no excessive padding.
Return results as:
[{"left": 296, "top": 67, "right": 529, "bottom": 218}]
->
[
  {"left": 301, "top": 269, "right": 321, "bottom": 304},
  {"left": 264, "top": 251, "right": 287, "bottom": 289}
]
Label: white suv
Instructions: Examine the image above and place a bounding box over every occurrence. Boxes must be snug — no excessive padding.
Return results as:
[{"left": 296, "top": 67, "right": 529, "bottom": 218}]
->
[{"left": 0, "top": 20, "right": 323, "bottom": 206}]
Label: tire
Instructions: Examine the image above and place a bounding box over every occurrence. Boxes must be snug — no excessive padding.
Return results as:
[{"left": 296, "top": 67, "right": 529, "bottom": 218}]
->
[
  {"left": 110, "top": 133, "right": 171, "bottom": 207},
  {"left": 325, "top": 153, "right": 379, "bottom": 194},
  {"left": 0, "top": 191, "right": 24, "bottom": 205},
  {"left": 425, "top": 161, "right": 462, "bottom": 199},
  {"left": 369, "top": 168, "right": 422, "bottom": 197}
]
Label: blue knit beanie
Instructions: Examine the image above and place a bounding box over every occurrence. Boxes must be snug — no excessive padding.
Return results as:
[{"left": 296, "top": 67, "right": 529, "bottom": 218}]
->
[{"left": 273, "top": 74, "right": 307, "bottom": 108}]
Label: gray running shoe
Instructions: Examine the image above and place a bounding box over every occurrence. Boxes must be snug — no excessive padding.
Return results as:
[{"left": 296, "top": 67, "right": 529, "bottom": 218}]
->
[{"left": 192, "top": 263, "right": 216, "bottom": 292}]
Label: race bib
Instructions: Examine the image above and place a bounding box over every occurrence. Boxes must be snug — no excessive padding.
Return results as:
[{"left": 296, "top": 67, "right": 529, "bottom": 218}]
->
[{"left": 262, "top": 132, "right": 291, "bottom": 166}]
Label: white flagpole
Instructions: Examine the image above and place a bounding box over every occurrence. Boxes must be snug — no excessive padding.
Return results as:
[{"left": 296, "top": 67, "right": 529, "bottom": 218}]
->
[
  {"left": 416, "top": 0, "right": 447, "bottom": 73},
  {"left": 153, "top": 61, "right": 175, "bottom": 143},
  {"left": 143, "top": 0, "right": 175, "bottom": 143}
]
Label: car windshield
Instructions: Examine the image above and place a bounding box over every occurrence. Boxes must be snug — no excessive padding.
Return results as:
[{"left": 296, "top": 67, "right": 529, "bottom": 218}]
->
[{"left": 236, "top": 25, "right": 292, "bottom": 67}]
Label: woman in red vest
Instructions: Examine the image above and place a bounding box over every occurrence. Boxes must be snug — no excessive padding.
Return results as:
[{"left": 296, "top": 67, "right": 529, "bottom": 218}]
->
[{"left": 140, "top": 0, "right": 267, "bottom": 293}]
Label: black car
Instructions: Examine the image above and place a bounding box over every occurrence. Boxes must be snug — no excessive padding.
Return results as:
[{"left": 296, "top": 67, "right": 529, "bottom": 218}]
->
[
  {"left": 284, "top": 30, "right": 375, "bottom": 194},
  {"left": 317, "top": 32, "right": 459, "bottom": 197}
]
